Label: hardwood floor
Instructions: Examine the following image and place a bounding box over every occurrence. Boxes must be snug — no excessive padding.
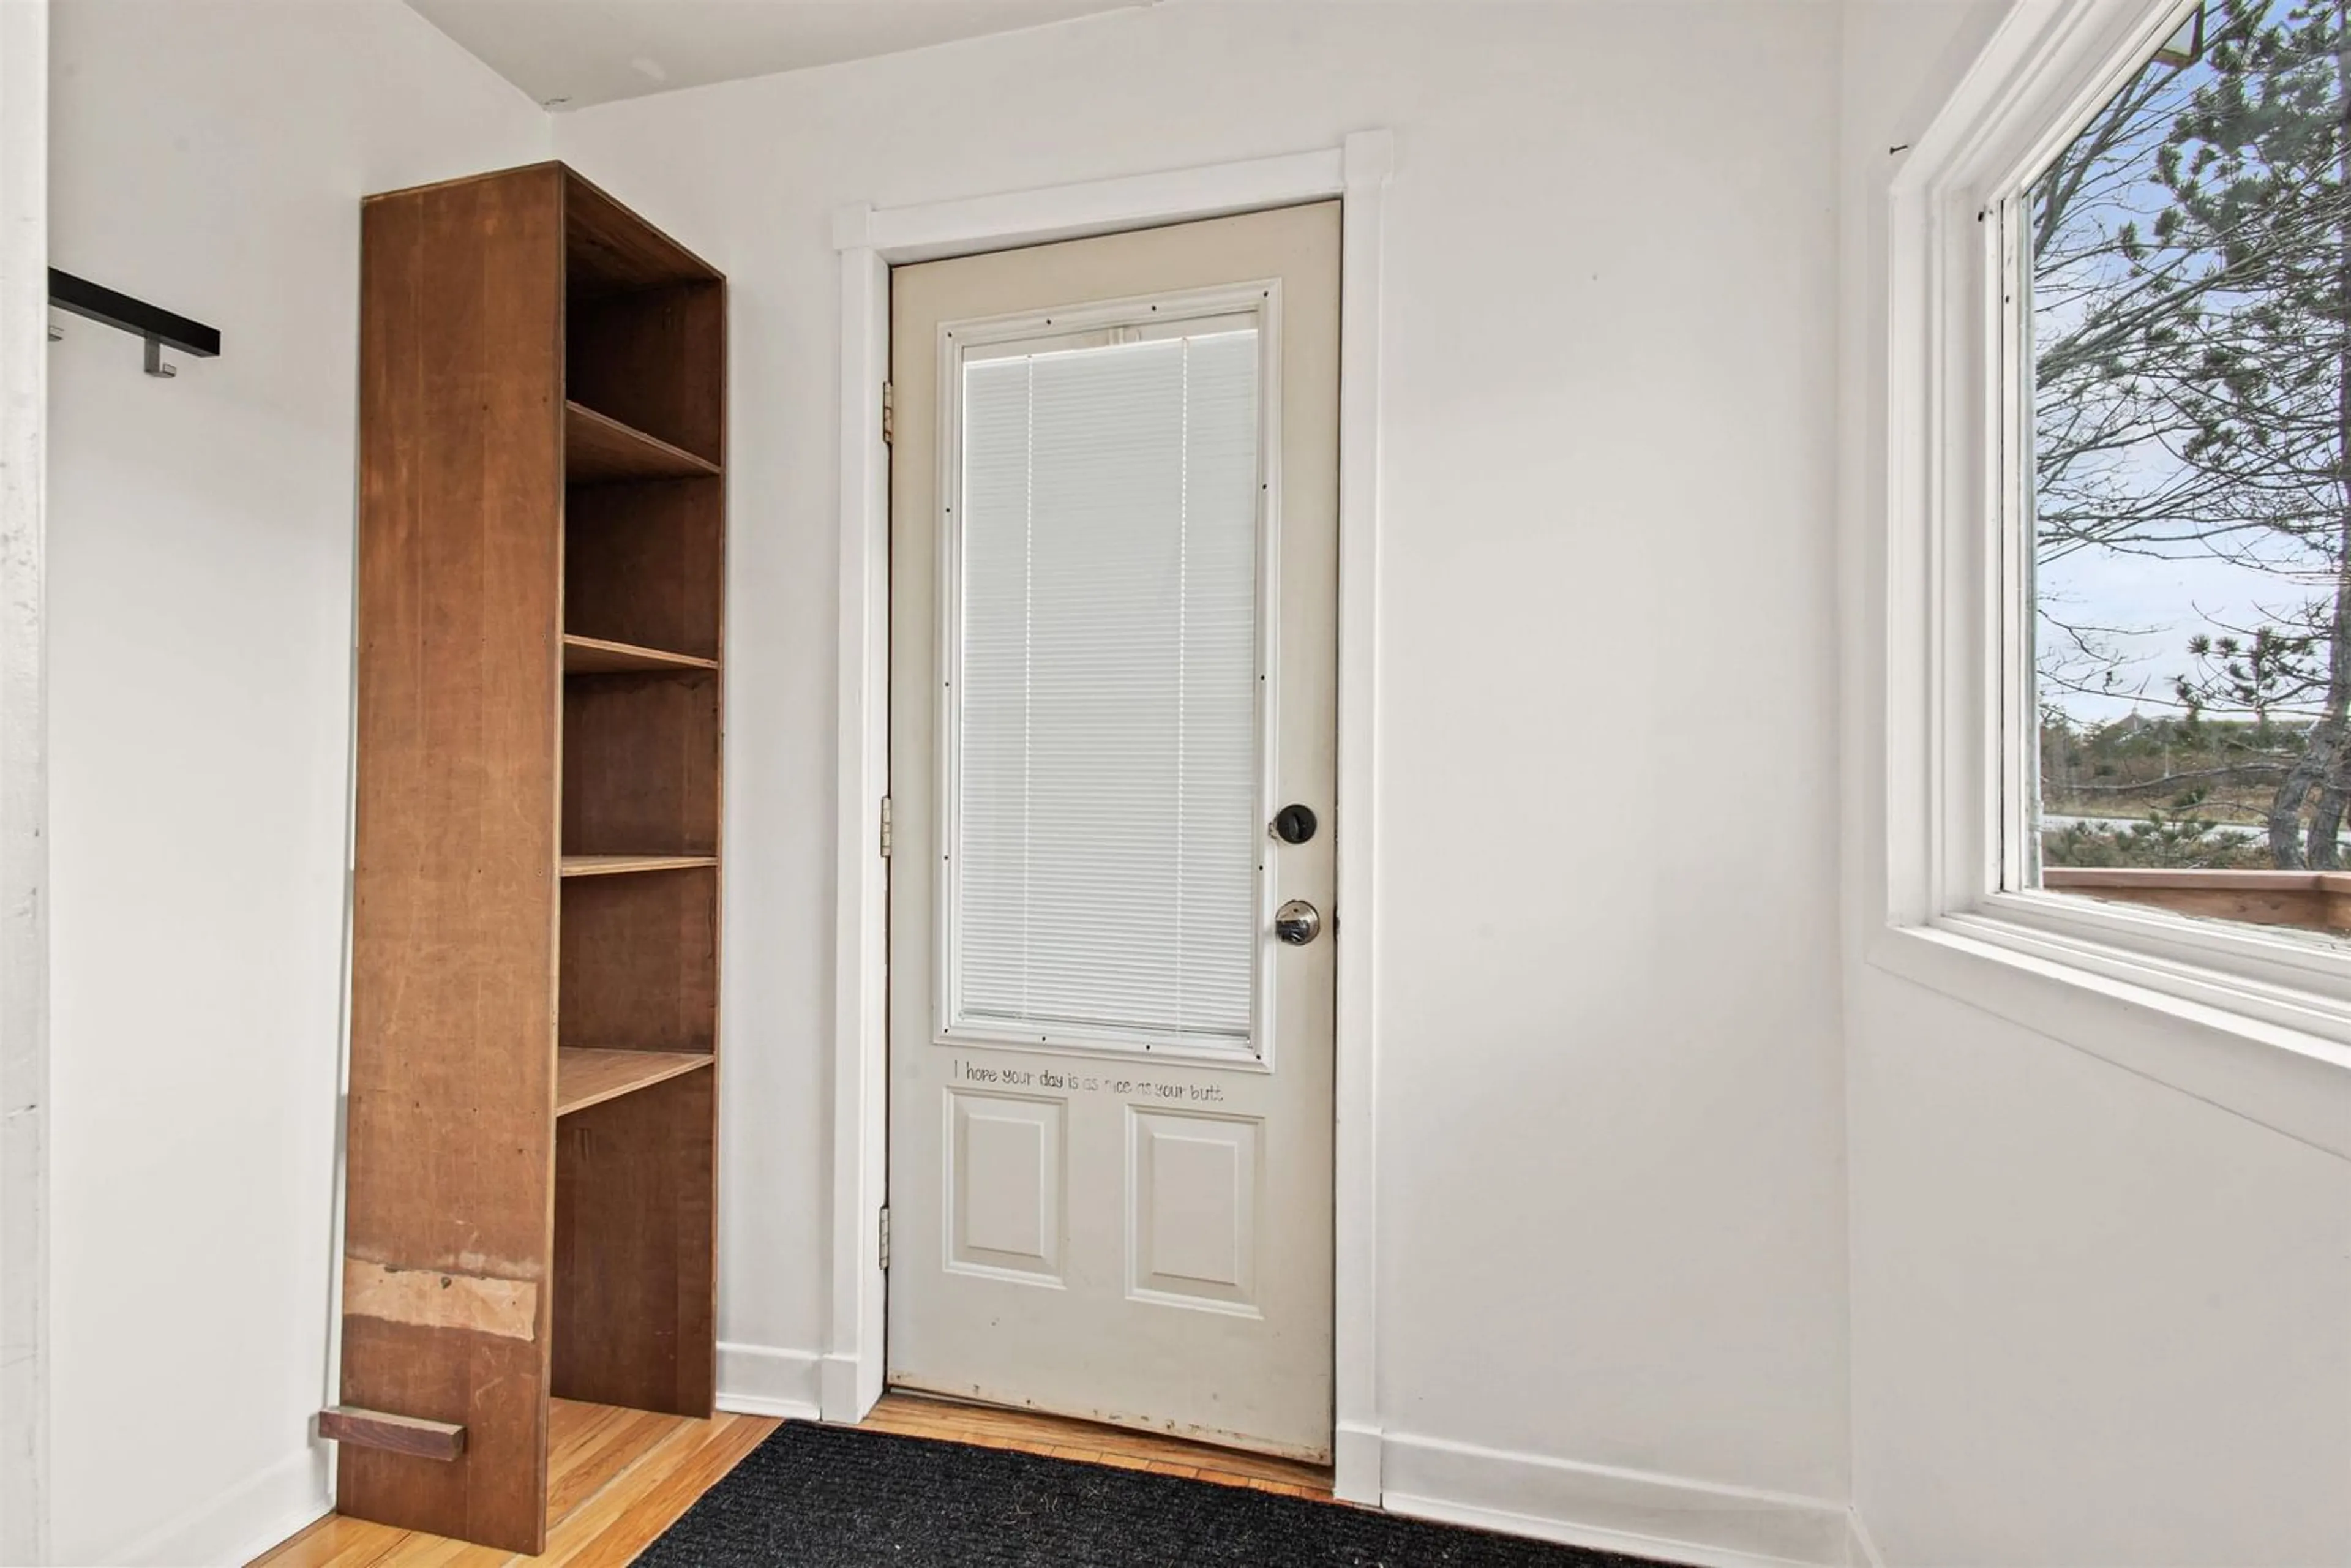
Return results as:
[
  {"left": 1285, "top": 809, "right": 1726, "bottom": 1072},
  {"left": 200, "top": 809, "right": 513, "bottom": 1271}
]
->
[
  {"left": 861, "top": 1391, "right": 1334, "bottom": 1500},
  {"left": 250, "top": 1401, "right": 778, "bottom": 1567},
  {"left": 252, "top": 1391, "right": 1332, "bottom": 1566}
]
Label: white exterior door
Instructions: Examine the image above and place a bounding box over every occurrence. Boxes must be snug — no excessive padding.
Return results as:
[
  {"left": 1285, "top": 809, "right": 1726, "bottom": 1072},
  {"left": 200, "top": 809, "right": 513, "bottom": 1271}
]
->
[{"left": 885, "top": 203, "right": 1340, "bottom": 1461}]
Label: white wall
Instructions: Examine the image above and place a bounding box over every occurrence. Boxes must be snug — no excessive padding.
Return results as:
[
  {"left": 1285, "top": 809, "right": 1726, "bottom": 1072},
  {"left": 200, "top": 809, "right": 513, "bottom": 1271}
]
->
[
  {"left": 44, "top": 3, "right": 546, "bottom": 1561},
  {"left": 32, "top": 2, "right": 2344, "bottom": 1564},
  {"left": 555, "top": 6, "right": 1858, "bottom": 1561},
  {"left": 1837, "top": 6, "right": 2351, "bottom": 1565},
  {"left": 0, "top": 2, "right": 47, "bottom": 1562}
]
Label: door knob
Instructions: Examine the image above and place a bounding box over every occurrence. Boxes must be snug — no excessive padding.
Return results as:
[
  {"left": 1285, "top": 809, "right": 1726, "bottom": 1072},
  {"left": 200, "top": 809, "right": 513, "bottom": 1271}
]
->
[{"left": 1274, "top": 899, "right": 1323, "bottom": 946}]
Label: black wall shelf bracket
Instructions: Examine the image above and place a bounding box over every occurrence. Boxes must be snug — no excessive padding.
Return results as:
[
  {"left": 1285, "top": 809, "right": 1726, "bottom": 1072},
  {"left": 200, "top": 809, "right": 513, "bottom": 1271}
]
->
[{"left": 47, "top": 268, "right": 220, "bottom": 380}]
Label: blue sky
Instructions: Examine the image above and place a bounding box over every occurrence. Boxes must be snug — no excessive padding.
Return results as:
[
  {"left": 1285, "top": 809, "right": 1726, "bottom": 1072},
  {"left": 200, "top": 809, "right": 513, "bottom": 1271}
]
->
[{"left": 2033, "top": 0, "right": 2341, "bottom": 727}]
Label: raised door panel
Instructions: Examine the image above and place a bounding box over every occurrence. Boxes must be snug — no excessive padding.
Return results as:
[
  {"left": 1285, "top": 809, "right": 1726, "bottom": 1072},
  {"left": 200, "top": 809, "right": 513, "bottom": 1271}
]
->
[
  {"left": 947, "top": 1092, "right": 1066, "bottom": 1283},
  {"left": 1128, "top": 1111, "right": 1261, "bottom": 1314}
]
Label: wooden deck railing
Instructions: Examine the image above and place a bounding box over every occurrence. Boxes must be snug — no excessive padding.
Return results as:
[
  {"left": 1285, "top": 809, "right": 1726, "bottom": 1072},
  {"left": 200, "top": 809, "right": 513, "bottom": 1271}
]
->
[{"left": 2042, "top": 867, "right": 2351, "bottom": 935}]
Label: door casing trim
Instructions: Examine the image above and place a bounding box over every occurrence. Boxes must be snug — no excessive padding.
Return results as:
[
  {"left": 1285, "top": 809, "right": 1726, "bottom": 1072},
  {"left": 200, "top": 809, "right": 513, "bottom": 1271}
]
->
[
  {"left": 0, "top": 2, "right": 48, "bottom": 1558},
  {"left": 827, "top": 133, "right": 1393, "bottom": 1506}
]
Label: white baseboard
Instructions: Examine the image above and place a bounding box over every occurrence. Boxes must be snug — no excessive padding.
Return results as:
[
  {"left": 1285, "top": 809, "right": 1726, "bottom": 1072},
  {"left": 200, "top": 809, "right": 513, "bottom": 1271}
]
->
[
  {"left": 728, "top": 1359, "right": 1866, "bottom": 1568},
  {"left": 105, "top": 1442, "right": 328, "bottom": 1567},
  {"left": 1846, "top": 1506, "right": 1889, "bottom": 1568},
  {"left": 83, "top": 1361, "right": 1888, "bottom": 1568},
  {"left": 86, "top": 1347, "right": 810, "bottom": 1564},
  {"left": 716, "top": 1341, "right": 823, "bottom": 1420},
  {"left": 1382, "top": 1431, "right": 1853, "bottom": 1568}
]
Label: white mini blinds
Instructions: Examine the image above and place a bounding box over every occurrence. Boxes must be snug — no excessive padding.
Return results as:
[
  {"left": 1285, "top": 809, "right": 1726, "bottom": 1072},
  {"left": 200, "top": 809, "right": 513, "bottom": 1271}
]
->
[{"left": 950, "top": 327, "right": 1264, "bottom": 1051}]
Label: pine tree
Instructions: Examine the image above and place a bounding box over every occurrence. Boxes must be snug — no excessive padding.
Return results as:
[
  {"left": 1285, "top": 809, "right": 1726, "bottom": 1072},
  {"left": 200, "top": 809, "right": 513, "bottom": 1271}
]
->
[
  {"left": 2153, "top": 0, "right": 2351, "bottom": 864},
  {"left": 2034, "top": 1, "right": 2351, "bottom": 867}
]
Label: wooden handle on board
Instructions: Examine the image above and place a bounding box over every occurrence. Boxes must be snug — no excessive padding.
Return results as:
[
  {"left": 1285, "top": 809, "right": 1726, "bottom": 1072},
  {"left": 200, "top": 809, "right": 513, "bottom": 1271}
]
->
[{"left": 318, "top": 1405, "right": 467, "bottom": 1461}]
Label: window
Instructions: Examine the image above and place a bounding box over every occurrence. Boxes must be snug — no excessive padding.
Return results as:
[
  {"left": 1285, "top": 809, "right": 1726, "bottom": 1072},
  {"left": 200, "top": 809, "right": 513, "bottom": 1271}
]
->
[
  {"left": 944, "top": 315, "right": 1268, "bottom": 1056},
  {"left": 1873, "top": 0, "right": 2351, "bottom": 1108},
  {"left": 2017, "top": 0, "right": 2351, "bottom": 947}
]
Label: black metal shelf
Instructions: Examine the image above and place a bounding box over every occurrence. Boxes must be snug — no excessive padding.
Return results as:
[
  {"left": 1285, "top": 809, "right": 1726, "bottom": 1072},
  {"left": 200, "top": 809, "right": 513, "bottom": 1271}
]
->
[{"left": 48, "top": 268, "right": 220, "bottom": 377}]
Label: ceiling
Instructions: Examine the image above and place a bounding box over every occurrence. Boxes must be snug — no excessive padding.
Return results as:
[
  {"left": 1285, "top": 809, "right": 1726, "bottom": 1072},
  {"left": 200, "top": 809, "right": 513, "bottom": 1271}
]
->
[{"left": 407, "top": 0, "right": 1148, "bottom": 110}]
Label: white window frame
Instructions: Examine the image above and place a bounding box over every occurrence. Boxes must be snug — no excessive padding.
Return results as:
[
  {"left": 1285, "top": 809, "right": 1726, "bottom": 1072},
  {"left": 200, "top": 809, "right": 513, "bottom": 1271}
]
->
[
  {"left": 932, "top": 285, "right": 1282, "bottom": 1065},
  {"left": 1876, "top": 0, "right": 2351, "bottom": 1153}
]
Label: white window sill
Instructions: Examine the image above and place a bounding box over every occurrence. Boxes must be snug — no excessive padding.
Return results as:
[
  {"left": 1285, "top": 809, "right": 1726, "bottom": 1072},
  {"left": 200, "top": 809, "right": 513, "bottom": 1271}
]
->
[{"left": 1868, "top": 917, "right": 2351, "bottom": 1160}]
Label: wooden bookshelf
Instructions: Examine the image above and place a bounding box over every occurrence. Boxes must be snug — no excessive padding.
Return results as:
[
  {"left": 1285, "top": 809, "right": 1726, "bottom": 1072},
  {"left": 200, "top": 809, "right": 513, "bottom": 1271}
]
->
[
  {"left": 560, "top": 854, "right": 719, "bottom": 878},
  {"left": 563, "top": 633, "right": 719, "bottom": 675},
  {"left": 339, "top": 163, "right": 724, "bottom": 1554},
  {"left": 556, "top": 1049, "right": 714, "bottom": 1117},
  {"left": 565, "top": 401, "right": 719, "bottom": 482}
]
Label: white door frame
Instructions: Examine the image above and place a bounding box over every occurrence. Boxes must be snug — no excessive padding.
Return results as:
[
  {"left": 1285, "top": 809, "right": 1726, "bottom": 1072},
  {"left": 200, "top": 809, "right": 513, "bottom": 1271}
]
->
[
  {"left": 0, "top": 0, "right": 48, "bottom": 1559},
  {"left": 827, "top": 132, "right": 1392, "bottom": 1505}
]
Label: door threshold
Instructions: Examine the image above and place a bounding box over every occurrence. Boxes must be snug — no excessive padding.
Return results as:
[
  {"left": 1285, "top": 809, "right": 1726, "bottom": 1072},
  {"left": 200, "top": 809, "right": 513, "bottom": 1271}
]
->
[{"left": 858, "top": 1390, "right": 1333, "bottom": 1501}]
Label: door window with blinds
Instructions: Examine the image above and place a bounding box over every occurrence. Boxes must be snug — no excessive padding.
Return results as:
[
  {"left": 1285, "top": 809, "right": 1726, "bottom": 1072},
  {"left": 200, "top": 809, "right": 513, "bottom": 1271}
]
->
[{"left": 936, "top": 288, "right": 1278, "bottom": 1057}]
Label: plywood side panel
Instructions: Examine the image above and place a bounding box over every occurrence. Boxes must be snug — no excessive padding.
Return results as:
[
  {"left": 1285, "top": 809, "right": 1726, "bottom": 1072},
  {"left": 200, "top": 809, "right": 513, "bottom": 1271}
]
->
[
  {"left": 561, "top": 672, "right": 720, "bottom": 857},
  {"left": 560, "top": 868, "right": 719, "bottom": 1054},
  {"left": 337, "top": 1319, "right": 547, "bottom": 1551},
  {"left": 568, "top": 282, "right": 725, "bottom": 464},
  {"left": 565, "top": 167, "right": 722, "bottom": 298},
  {"left": 552, "top": 1071, "right": 718, "bottom": 1417},
  {"left": 345, "top": 163, "right": 565, "bottom": 1554},
  {"left": 564, "top": 478, "right": 724, "bottom": 659}
]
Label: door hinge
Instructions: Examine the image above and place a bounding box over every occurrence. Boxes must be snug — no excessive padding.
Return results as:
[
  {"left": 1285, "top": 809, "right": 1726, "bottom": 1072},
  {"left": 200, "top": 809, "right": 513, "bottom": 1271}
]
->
[
  {"left": 881, "top": 381, "right": 894, "bottom": 446},
  {"left": 879, "top": 795, "right": 893, "bottom": 858},
  {"left": 878, "top": 1206, "right": 891, "bottom": 1270}
]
